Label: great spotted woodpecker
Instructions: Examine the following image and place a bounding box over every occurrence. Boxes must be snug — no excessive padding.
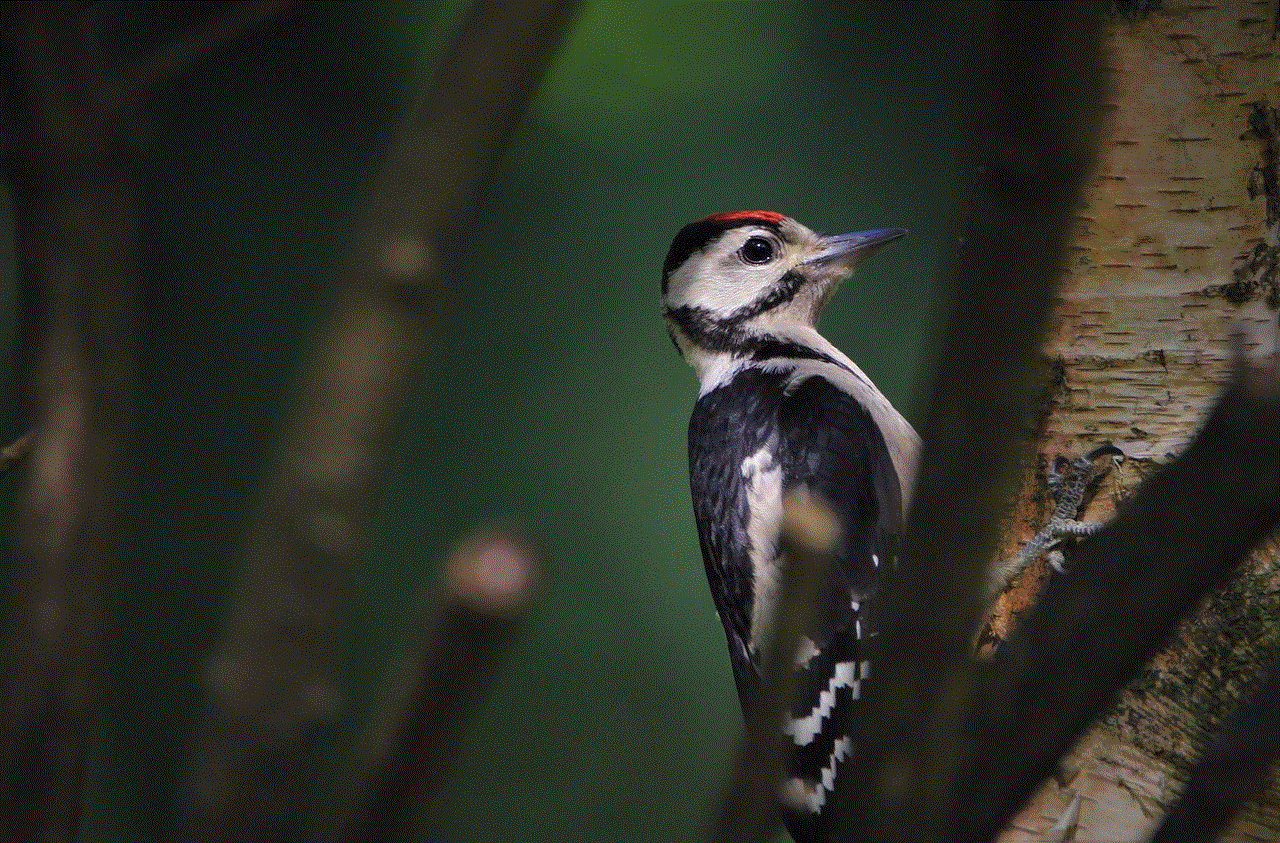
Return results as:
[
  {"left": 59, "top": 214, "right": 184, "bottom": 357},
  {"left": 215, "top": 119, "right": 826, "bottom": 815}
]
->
[{"left": 662, "top": 211, "right": 920, "bottom": 842}]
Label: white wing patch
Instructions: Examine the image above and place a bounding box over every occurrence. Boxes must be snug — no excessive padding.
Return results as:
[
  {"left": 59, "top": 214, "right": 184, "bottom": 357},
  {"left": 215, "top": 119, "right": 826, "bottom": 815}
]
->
[
  {"left": 784, "top": 660, "right": 860, "bottom": 745},
  {"left": 760, "top": 324, "right": 920, "bottom": 507},
  {"left": 780, "top": 737, "right": 854, "bottom": 814},
  {"left": 741, "top": 443, "right": 784, "bottom": 653}
]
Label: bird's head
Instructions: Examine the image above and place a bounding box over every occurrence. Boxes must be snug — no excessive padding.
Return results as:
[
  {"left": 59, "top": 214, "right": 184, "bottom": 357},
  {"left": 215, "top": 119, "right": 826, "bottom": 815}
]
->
[{"left": 661, "top": 211, "right": 904, "bottom": 362}]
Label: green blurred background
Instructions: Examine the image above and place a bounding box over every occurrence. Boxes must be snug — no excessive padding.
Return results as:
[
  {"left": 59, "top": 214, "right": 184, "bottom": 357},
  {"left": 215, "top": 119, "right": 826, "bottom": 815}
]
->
[{"left": 2, "top": 1, "right": 993, "bottom": 840}]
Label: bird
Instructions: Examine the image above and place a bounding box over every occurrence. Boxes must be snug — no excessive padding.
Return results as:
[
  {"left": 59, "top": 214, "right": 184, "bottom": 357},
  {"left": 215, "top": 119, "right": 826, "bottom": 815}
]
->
[{"left": 661, "top": 211, "right": 920, "bottom": 842}]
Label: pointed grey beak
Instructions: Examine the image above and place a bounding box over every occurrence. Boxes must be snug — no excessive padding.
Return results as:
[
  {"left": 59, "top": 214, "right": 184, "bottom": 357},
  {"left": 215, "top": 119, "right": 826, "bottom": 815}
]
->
[{"left": 806, "top": 228, "right": 907, "bottom": 269}]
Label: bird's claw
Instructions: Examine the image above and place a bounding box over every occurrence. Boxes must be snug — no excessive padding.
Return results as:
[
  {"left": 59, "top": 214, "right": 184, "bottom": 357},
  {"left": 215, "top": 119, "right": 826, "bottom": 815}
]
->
[{"left": 988, "top": 445, "right": 1124, "bottom": 597}]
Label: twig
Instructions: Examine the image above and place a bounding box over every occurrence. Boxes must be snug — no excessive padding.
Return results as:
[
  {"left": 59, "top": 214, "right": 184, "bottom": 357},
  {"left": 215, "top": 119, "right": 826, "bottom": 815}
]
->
[
  {"left": 1148, "top": 664, "right": 1280, "bottom": 843},
  {"left": 0, "top": 4, "right": 137, "bottom": 842},
  {"left": 179, "top": 2, "right": 579, "bottom": 841},
  {"left": 330, "top": 531, "right": 539, "bottom": 843},
  {"left": 954, "top": 358, "right": 1280, "bottom": 840},
  {"left": 838, "top": 4, "right": 1107, "bottom": 842},
  {"left": 114, "top": 1, "right": 298, "bottom": 114},
  {"left": 0, "top": 430, "right": 34, "bottom": 476},
  {"left": 713, "top": 490, "right": 838, "bottom": 843}
]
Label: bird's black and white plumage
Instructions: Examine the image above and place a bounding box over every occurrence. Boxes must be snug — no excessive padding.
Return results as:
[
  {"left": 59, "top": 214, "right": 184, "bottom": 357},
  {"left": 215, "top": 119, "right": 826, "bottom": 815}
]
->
[{"left": 662, "top": 211, "right": 920, "bottom": 843}]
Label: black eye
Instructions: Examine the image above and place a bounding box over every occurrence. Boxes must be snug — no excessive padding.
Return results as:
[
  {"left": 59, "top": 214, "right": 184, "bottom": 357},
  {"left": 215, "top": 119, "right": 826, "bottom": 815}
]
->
[{"left": 739, "top": 236, "right": 775, "bottom": 264}]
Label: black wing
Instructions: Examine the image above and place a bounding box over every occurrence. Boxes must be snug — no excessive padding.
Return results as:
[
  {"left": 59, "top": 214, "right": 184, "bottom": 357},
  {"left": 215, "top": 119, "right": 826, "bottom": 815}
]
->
[
  {"left": 687, "top": 369, "right": 782, "bottom": 707},
  {"left": 778, "top": 373, "right": 904, "bottom": 622},
  {"left": 775, "top": 373, "right": 904, "bottom": 841},
  {"left": 687, "top": 367, "right": 904, "bottom": 691},
  {"left": 688, "top": 367, "right": 905, "bottom": 840}
]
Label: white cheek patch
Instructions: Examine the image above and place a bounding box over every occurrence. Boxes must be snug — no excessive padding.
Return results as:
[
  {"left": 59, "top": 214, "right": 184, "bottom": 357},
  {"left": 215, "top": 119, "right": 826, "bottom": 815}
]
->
[
  {"left": 663, "top": 231, "right": 801, "bottom": 318},
  {"left": 667, "top": 257, "right": 772, "bottom": 314},
  {"left": 699, "top": 273, "right": 767, "bottom": 314}
]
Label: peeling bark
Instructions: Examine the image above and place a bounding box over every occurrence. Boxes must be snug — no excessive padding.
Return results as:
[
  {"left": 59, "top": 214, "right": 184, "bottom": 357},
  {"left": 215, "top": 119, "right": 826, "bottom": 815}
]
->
[{"left": 992, "top": 1, "right": 1280, "bottom": 838}]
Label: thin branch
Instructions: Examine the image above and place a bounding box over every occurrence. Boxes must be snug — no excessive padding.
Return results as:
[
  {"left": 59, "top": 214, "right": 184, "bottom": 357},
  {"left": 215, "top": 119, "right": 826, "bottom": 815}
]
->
[
  {"left": 0, "top": 4, "right": 137, "bottom": 842},
  {"left": 330, "top": 531, "right": 539, "bottom": 843},
  {"left": 114, "top": 0, "right": 297, "bottom": 114},
  {"left": 0, "top": 430, "right": 34, "bottom": 476},
  {"left": 954, "top": 357, "right": 1280, "bottom": 840},
  {"left": 714, "top": 490, "right": 837, "bottom": 843},
  {"left": 838, "top": 3, "right": 1107, "bottom": 842},
  {"left": 1148, "top": 664, "right": 1280, "bottom": 843},
  {"left": 179, "top": 2, "right": 579, "bottom": 841}
]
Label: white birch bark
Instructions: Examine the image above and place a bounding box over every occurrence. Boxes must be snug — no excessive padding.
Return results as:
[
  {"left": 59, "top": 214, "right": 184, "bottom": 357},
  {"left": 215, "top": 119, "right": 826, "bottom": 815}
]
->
[{"left": 992, "top": 2, "right": 1280, "bottom": 839}]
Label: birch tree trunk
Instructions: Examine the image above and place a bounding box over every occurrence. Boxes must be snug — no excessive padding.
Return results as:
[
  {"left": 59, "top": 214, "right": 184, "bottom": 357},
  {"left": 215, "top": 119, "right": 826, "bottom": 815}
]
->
[{"left": 990, "top": 2, "right": 1280, "bottom": 839}]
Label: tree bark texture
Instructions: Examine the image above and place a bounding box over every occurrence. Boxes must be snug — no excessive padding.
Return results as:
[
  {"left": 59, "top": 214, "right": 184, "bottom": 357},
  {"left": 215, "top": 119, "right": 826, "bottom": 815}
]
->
[{"left": 992, "top": 2, "right": 1280, "bottom": 839}]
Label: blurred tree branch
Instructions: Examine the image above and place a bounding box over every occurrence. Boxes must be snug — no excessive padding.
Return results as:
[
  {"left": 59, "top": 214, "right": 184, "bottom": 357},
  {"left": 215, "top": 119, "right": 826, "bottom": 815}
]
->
[
  {"left": 179, "top": 2, "right": 578, "bottom": 841},
  {"left": 0, "top": 430, "right": 33, "bottom": 477},
  {"left": 714, "top": 491, "right": 837, "bottom": 843},
  {"left": 0, "top": 3, "right": 137, "bottom": 842},
  {"left": 839, "top": 4, "right": 1108, "bottom": 841},
  {"left": 3, "top": 3, "right": 1272, "bottom": 842},
  {"left": 979, "top": 1, "right": 1280, "bottom": 835},
  {"left": 114, "top": 0, "right": 297, "bottom": 115},
  {"left": 828, "top": 3, "right": 1280, "bottom": 839},
  {"left": 331, "top": 530, "right": 539, "bottom": 843}
]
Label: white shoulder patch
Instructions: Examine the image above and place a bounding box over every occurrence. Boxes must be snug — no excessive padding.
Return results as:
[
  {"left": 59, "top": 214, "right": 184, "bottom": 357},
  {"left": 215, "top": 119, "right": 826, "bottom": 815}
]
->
[
  {"left": 741, "top": 442, "right": 784, "bottom": 653},
  {"left": 772, "top": 327, "right": 921, "bottom": 507}
]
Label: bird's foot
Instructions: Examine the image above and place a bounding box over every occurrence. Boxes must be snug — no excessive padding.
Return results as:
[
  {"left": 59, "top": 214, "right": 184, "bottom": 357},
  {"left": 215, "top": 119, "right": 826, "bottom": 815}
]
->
[{"left": 988, "top": 445, "right": 1124, "bottom": 595}]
